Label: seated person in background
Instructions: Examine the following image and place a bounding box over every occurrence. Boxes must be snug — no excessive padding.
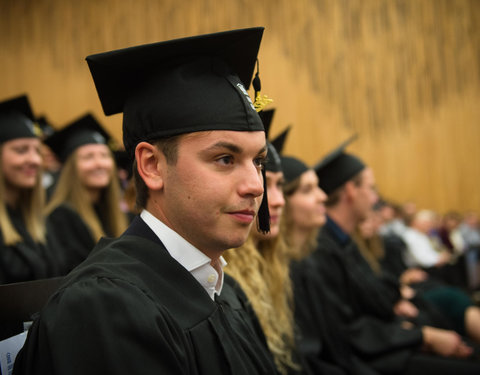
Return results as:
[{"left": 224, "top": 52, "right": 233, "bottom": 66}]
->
[
  {"left": 403, "top": 209, "right": 467, "bottom": 288},
  {"left": 224, "top": 128, "right": 304, "bottom": 375},
  {"left": 356, "top": 207, "right": 480, "bottom": 345},
  {"left": 44, "top": 113, "right": 128, "bottom": 274},
  {"left": 378, "top": 199, "right": 408, "bottom": 238},
  {"left": 312, "top": 138, "right": 480, "bottom": 374},
  {"left": 282, "top": 154, "right": 379, "bottom": 375},
  {"left": 13, "top": 27, "right": 281, "bottom": 375},
  {"left": 459, "top": 211, "right": 480, "bottom": 248},
  {"left": 0, "top": 95, "right": 60, "bottom": 340},
  {"left": 438, "top": 211, "right": 467, "bottom": 256},
  {"left": 0, "top": 95, "right": 58, "bottom": 285},
  {"left": 403, "top": 210, "right": 452, "bottom": 268}
]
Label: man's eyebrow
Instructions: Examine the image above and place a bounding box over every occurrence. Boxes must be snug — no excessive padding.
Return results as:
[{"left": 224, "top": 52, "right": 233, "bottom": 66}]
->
[{"left": 206, "top": 142, "right": 267, "bottom": 155}]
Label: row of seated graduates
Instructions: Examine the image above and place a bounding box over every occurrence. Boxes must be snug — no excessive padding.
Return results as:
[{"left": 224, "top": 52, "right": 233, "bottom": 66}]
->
[
  {"left": 0, "top": 94, "right": 130, "bottom": 340},
  {"left": 3, "top": 95, "right": 480, "bottom": 374},
  {"left": 220, "top": 113, "right": 480, "bottom": 375}
]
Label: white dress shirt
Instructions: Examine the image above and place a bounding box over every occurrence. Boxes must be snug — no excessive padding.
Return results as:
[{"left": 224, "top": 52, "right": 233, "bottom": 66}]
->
[
  {"left": 140, "top": 209, "right": 226, "bottom": 300},
  {"left": 402, "top": 227, "right": 441, "bottom": 267}
]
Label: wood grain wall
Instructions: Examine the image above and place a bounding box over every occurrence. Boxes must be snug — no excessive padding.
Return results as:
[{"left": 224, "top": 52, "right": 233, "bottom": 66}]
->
[{"left": 1, "top": 0, "right": 479, "bottom": 214}]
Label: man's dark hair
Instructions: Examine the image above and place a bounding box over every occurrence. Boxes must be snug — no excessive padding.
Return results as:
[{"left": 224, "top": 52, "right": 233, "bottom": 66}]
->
[
  {"left": 325, "top": 172, "right": 363, "bottom": 207},
  {"left": 134, "top": 135, "right": 183, "bottom": 209}
]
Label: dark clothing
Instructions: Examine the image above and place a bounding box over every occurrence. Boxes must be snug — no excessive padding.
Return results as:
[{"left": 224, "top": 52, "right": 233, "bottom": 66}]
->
[
  {"left": 46, "top": 204, "right": 109, "bottom": 274},
  {"left": 310, "top": 216, "right": 480, "bottom": 374},
  {"left": 0, "top": 206, "right": 57, "bottom": 284},
  {"left": 14, "top": 216, "right": 279, "bottom": 375},
  {"left": 0, "top": 206, "right": 59, "bottom": 339},
  {"left": 381, "top": 233, "right": 473, "bottom": 335},
  {"left": 291, "top": 258, "right": 380, "bottom": 375}
]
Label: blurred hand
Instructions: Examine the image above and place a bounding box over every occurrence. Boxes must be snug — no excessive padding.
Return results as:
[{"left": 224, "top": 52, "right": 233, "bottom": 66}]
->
[
  {"left": 422, "top": 326, "right": 473, "bottom": 358},
  {"left": 400, "top": 268, "right": 428, "bottom": 284},
  {"left": 394, "top": 299, "right": 419, "bottom": 318}
]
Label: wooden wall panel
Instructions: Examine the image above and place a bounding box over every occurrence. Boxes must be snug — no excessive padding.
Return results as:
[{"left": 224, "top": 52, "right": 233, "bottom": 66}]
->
[{"left": 1, "top": 0, "right": 479, "bottom": 214}]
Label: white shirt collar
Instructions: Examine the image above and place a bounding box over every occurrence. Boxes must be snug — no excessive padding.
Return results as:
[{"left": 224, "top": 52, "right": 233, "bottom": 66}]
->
[{"left": 140, "top": 209, "right": 226, "bottom": 300}]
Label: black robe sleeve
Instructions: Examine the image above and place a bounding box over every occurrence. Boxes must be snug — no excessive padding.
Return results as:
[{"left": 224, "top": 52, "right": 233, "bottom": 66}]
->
[{"left": 46, "top": 205, "right": 96, "bottom": 274}]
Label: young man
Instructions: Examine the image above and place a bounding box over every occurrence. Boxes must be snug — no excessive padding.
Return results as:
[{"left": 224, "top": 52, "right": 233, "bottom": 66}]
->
[
  {"left": 13, "top": 28, "right": 279, "bottom": 375},
  {"left": 310, "top": 139, "right": 480, "bottom": 374}
]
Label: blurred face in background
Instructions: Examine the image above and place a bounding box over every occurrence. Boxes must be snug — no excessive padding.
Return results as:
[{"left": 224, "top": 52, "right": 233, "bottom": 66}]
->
[
  {"left": 253, "top": 170, "right": 285, "bottom": 240},
  {"left": 287, "top": 169, "right": 327, "bottom": 231},
  {"left": 351, "top": 167, "right": 378, "bottom": 222},
  {"left": 75, "top": 143, "right": 114, "bottom": 191},
  {"left": 1, "top": 137, "right": 42, "bottom": 190}
]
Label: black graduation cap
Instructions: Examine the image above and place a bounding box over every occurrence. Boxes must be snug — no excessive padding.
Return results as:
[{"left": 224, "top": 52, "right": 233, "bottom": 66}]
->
[
  {"left": 86, "top": 27, "right": 270, "bottom": 233},
  {"left": 113, "top": 149, "right": 133, "bottom": 179},
  {"left": 281, "top": 155, "right": 309, "bottom": 185},
  {"left": 271, "top": 125, "right": 291, "bottom": 155},
  {"left": 86, "top": 27, "right": 265, "bottom": 158},
  {"left": 313, "top": 134, "right": 365, "bottom": 195},
  {"left": 259, "top": 109, "right": 275, "bottom": 138},
  {"left": 0, "top": 94, "right": 38, "bottom": 143},
  {"left": 35, "top": 116, "right": 56, "bottom": 139},
  {"left": 44, "top": 113, "right": 112, "bottom": 163}
]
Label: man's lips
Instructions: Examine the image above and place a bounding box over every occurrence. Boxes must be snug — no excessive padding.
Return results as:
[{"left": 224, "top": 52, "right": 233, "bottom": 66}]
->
[{"left": 228, "top": 209, "right": 256, "bottom": 224}]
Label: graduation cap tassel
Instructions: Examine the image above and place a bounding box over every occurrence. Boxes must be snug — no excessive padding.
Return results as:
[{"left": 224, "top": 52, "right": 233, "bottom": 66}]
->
[
  {"left": 252, "top": 59, "right": 273, "bottom": 112},
  {"left": 256, "top": 167, "right": 270, "bottom": 234}
]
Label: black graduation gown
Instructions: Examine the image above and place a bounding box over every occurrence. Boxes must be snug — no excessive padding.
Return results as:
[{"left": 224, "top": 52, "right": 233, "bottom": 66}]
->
[
  {"left": 46, "top": 204, "right": 109, "bottom": 275},
  {"left": 13, "top": 216, "right": 279, "bottom": 375},
  {"left": 290, "top": 258, "right": 380, "bottom": 375},
  {"left": 0, "top": 206, "right": 59, "bottom": 339},
  {"left": 0, "top": 206, "right": 55, "bottom": 284},
  {"left": 313, "top": 220, "right": 480, "bottom": 374}
]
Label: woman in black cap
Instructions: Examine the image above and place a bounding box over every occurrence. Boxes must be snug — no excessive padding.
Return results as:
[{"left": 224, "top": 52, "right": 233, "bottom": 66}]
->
[
  {"left": 44, "top": 113, "right": 127, "bottom": 274},
  {"left": 0, "top": 95, "right": 58, "bottom": 284},
  {"left": 223, "top": 131, "right": 302, "bottom": 375},
  {"left": 281, "top": 155, "right": 379, "bottom": 375}
]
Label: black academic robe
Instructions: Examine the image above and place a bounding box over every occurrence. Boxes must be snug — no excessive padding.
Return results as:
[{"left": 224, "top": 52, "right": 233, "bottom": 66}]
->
[
  {"left": 13, "top": 216, "right": 279, "bottom": 375},
  {"left": 0, "top": 206, "right": 59, "bottom": 339},
  {"left": 0, "top": 206, "right": 56, "bottom": 284},
  {"left": 313, "top": 219, "right": 480, "bottom": 374},
  {"left": 46, "top": 204, "right": 109, "bottom": 275},
  {"left": 290, "top": 258, "right": 380, "bottom": 375}
]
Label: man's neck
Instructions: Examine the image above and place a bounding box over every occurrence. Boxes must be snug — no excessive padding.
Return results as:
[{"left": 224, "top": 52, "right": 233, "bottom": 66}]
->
[{"left": 326, "top": 205, "right": 357, "bottom": 235}]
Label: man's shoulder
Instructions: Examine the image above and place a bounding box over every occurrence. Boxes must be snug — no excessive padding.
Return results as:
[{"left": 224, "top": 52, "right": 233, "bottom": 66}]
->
[{"left": 48, "top": 233, "right": 217, "bottom": 328}]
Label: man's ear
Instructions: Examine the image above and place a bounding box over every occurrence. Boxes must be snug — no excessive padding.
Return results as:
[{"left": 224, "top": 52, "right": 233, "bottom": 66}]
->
[
  {"left": 135, "top": 142, "right": 165, "bottom": 190},
  {"left": 344, "top": 180, "right": 356, "bottom": 202}
]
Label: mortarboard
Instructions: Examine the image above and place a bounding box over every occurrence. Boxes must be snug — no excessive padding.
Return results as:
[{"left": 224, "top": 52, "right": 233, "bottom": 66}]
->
[
  {"left": 260, "top": 108, "right": 291, "bottom": 173},
  {"left": 44, "top": 113, "right": 112, "bottom": 163},
  {"left": 313, "top": 134, "right": 365, "bottom": 195},
  {"left": 86, "top": 27, "right": 271, "bottom": 233},
  {"left": 86, "top": 27, "right": 265, "bottom": 158},
  {"left": 0, "top": 95, "right": 38, "bottom": 143},
  {"left": 259, "top": 109, "right": 275, "bottom": 139},
  {"left": 113, "top": 149, "right": 133, "bottom": 180},
  {"left": 35, "top": 116, "right": 56, "bottom": 139},
  {"left": 270, "top": 125, "right": 291, "bottom": 155},
  {"left": 281, "top": 156, "right": 309, "bottom": 185},
  {"left": 259, "top": 108, "right": 281, "bottom": 173}
]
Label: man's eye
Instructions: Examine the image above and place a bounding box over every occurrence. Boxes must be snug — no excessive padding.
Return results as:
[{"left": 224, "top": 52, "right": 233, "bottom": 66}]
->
[
  {"left": 254, "top": 157, "right": 266, "bottom": 170},
  {"left": 13, "top": 147, "right": 28, "bottom": 154},
  {"left": 217, "top": 155, "right": 233, "bottom": 165}
]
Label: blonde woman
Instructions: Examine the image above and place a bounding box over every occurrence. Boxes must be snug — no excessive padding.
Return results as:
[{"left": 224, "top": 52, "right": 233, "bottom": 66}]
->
[
  {"left": 45, "top": 114, "right": 127, "bottom": 274},
  {"left": 223, "top": 137, "right": 302, "bottom": 375},
  {"left": 0, "top": 95, "right": 57, "bottom": 284}
]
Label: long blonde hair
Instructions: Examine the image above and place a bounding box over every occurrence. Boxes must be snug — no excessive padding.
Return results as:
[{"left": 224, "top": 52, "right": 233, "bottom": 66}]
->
[
  {"left": 224, "top": 233, "right": 298, "bottom": 375},
  {"left": 282, "top": 176, "right": 319, "bottom": 261},
  {"left": 0, "top": 144, "right": 46, "bottom": 245},
  {"left": 46, "top": 148, "right": 127, "bottom": 240}
]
